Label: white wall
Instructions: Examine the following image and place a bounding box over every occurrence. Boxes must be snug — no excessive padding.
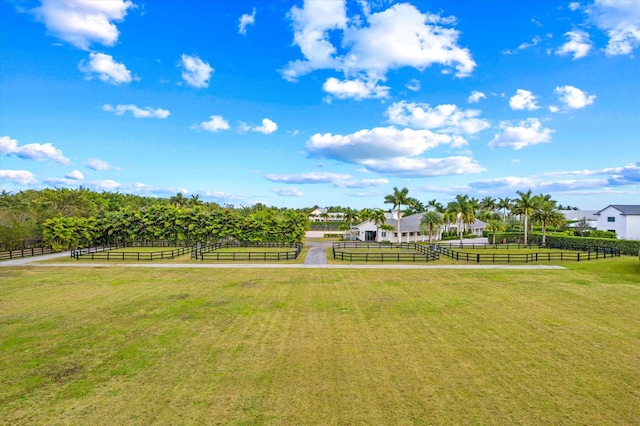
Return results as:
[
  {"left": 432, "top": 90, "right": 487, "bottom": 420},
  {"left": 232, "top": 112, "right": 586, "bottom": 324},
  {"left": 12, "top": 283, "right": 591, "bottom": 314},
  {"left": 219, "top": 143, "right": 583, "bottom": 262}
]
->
[{"left": 625, "top": 216, "right": 640, "bottom": 240}]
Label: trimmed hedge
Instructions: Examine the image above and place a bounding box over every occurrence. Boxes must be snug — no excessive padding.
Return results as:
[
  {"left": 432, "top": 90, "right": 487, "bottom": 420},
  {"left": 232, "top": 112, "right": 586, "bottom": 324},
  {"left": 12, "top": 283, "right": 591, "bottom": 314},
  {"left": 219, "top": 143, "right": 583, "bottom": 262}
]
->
[{"left": 537, "top": 234, "right": 640, "bottom": 256}]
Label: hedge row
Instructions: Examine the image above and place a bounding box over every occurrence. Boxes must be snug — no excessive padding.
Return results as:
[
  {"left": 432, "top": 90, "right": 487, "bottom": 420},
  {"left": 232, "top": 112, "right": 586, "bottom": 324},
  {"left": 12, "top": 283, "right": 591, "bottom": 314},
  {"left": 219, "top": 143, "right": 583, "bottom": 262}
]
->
[{"left": 536, "top": 234, "right": 640, "bottom": 256}]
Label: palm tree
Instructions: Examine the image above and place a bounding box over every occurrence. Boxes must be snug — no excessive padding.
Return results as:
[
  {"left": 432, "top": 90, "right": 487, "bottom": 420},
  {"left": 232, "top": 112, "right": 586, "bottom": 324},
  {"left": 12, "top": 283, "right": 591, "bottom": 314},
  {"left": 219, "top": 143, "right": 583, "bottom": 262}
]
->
[
  {"left": 480, "top": 196, "right": 496, "bottom": 213},
  {"left": 446, "top": 195, "right": 475, "bottom": 246},
  {"left": 485, "top": 219, "right": 505, "bottom": 245},
  {"left": 343, "top": 208, "right": 358, "bottom": 240},
  {"left": 531, "top": 197, "right": 563, "bottom": 247},
  {"left": 404, "top": 197, "right": 425, "bottom": 215},
  {"left": 497, "top": 197, "right": 512, "bottom": 225},
  {"left": 384, "top": 187, "right": 409, "bottom": 243},
  {"left": 427, "top": 199, "right": 444, "bottom": 213},
  {"left": 368, "top": 208, "right": 387, "bottom": 242},
  {"left": 513, "top": 190, "right": 537, "bottom": 245},
  {"left": 420, "top": 211, "right": 443, "bottom": 244}
]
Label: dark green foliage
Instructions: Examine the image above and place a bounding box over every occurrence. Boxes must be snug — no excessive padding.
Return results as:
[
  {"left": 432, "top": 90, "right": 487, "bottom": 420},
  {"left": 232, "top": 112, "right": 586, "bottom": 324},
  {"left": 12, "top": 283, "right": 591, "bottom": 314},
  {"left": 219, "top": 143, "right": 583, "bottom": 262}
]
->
[{"left": 537, "top": 234, "right": 640, "bottom": 256}]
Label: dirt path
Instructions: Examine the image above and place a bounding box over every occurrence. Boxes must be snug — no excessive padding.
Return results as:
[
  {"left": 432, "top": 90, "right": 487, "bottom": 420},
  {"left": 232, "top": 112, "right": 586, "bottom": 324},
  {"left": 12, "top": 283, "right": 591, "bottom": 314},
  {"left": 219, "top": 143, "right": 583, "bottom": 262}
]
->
[{"left": 303, "top": 240, "right": 333, "bottom": 265}]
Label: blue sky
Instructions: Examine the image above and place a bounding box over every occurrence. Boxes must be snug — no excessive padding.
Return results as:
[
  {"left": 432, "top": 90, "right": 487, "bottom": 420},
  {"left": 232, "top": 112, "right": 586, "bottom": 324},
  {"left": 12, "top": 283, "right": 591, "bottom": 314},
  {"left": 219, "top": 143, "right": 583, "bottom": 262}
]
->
[{"left": 1, "top": 0, "right": 638, "bottom": 209}]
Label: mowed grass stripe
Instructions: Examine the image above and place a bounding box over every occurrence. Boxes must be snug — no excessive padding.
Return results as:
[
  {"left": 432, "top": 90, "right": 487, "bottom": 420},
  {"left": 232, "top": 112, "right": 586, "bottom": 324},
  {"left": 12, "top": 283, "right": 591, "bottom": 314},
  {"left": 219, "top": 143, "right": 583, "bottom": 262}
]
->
[{"left": 0, "top": 261, "right": 638, "bottom": 424}]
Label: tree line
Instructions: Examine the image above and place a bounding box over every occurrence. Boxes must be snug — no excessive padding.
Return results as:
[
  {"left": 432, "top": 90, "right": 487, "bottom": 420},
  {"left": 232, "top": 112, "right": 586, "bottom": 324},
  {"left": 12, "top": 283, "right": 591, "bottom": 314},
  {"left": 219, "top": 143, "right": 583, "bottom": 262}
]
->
[{"left": 0, "top": 189, "right": 309, "bottom": 251}]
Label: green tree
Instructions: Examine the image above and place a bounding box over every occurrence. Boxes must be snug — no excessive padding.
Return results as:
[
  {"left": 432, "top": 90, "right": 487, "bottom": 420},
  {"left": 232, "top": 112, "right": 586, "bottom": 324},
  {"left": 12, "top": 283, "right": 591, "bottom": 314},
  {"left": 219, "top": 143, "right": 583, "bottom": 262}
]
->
[
  {"left": 420, "top": 211, "right": 443, "bottom": 244},
  {"left": 513, "top": 190, "right": 537, "bottom": 245},
  {"left": 384, "top": 187, "right": 410, "bottom": 243},
  {"left": 531, "top": 196, "right": 564, "bottom": 247},
  {"left": 497, "top": 197, "right": 512, "bottom": 225},
  {"left": 485, "top": 219, "right": 505, "bottom": 245}
]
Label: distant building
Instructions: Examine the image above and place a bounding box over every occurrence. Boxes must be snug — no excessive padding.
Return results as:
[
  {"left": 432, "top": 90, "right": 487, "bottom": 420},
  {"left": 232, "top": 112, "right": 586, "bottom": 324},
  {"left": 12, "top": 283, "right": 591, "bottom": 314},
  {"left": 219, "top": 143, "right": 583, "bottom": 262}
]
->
[
  {"left": 560, "top": 210, "right": 598, "bottom": 229},
  {"left": 594, "top": 205, "right": 640, "bottom": 240},
  {"left": 308, "top": 208, "right": 344, "bottom": 222},
  {"left": 352, "top": 212, "right": 485, "bottom": 243}
]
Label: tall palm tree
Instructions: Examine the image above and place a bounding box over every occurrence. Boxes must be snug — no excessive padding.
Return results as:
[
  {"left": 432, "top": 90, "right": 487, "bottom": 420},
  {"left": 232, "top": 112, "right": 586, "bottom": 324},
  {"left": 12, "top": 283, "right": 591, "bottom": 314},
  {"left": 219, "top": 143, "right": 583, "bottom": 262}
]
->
[
  {"left": 480, "top": 196, "right": 496, "bottom": 213},
  {"left": 343, "top": 208, "right": 358, "bottom": 240},
  {"left": 427, "top": 199, "right": 444, "bottom": 213},
  {"left": 447, "top": 195, "right": 475, "bottom": 246},
  {"left": 531, "top": 197, "right": 563, "bottom": 247},
  {"left": 369, "top": 208, "right": 387, "bottom": 242},
  {"left": 485, "top": 219, "right": 505, "bottom": 245},
  {"left": 513, "top": 190, "right": 537, "bottom": 245},
  {"left": 384, "top": 187, "right": 409, "bottom": 243},
  {"left": 497, "top": 197, "right": 512, "bottom": 225},
  {"left": 420, "top": 211, "right": 443, "bottom": 244}
]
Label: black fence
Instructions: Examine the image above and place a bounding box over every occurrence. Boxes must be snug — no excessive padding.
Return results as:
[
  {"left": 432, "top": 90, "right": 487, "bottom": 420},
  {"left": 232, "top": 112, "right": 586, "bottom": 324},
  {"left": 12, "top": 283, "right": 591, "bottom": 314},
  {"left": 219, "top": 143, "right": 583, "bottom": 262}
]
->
[
  {"left": 193, "top": 242, "right": 303, "bottom": 261},
  {"left": 433, "top": 243, "right": 620, "bottom": 263},
  {"left": 0, "top": 247, "right": 53, "bottom": 261},
  {"left": 332, "top": 242, "right": 439, "bottom": 262},
  {"left": 71, "top": 242, "right": 193, "bottom": 261}
]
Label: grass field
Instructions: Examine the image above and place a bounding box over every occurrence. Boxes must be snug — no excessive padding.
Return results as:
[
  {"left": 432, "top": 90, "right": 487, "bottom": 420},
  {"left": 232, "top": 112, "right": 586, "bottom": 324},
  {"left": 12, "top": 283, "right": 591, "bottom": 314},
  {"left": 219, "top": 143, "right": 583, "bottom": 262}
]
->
[{"left": 1, "top": 258, "right": 639, "bottom": 424}]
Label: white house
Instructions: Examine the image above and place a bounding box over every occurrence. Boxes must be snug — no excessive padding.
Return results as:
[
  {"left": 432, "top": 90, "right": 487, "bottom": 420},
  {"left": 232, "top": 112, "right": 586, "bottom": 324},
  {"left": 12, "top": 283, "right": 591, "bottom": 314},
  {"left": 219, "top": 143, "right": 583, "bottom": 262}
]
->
[
  {"left": 594, "top": 205, "right": 640, "bottom": 240},
  {"left": 309, "top": 208, "right": 344, "bottom": 222},
  {"left": 352, "top": 212, "right": 486, "bottom": 243},
  {"left": 560, "top": 210, "right": 598, "bottom": 229}
]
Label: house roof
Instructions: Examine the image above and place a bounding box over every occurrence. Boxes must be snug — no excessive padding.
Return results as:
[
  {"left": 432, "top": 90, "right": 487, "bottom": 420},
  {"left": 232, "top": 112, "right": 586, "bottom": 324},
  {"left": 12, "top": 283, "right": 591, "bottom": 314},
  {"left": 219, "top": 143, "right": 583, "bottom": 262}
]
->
[
  {"left": 360, "top": 213, "right": 485, "bottom": 232},
  {"left": 595, "top": 205, "right": 640, "bottom": 215},
  {"left": 561, "top": 210, "right": 598, "bottom": 221}
]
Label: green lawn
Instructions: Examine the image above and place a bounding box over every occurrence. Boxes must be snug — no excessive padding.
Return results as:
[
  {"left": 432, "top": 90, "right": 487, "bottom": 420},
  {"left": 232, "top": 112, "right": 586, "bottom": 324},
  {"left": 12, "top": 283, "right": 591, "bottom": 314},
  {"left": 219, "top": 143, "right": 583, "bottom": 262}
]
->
[{"left": 1, "top": 258, "right": 639, "bottom": 424}]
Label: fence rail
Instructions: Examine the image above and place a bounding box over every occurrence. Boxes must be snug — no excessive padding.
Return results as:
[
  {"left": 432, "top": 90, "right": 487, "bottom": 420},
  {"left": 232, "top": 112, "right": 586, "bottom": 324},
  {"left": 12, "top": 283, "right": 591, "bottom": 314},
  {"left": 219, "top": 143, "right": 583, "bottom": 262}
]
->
[
  {"left": 332, "top": 242, "right": 439, "bottom": 262},
  {"left": 193, "top": 242, "right": 303, "bottom": 261},
  {"left": 0, "top": 247, "right": 53, "bottom": 261},
  {"left": 434, "top": 244, "right": 620, "bottom": 263},
  {"left": 71, "top": 242, "right": 193, "bottom": 261}
]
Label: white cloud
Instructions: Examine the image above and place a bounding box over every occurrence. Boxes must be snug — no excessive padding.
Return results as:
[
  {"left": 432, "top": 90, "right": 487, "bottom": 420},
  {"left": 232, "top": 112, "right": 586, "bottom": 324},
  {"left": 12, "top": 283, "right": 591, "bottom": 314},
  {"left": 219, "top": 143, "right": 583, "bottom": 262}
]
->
[
  {"left": 253, "top": 118, "right": 278, "bottom": 134},
  {"left": 265, "top": 172, "right": 352, "bottom": 184},
  {"left": 79, "top": 52, "right": 133, "bottom": 85},
  {"left": 282, "top": 1, "right": 348, "bottom": 81},
  {"left": 509, "top": 89, "right": 540, "bottom": 110},
  {"left": 102, "top": 104, "right": 170, "bottom": 119},
  {"left": 282, "top": 2, "right": 475, "bottom": 98},
  {"left": 556, "top": 30, "right": 592, "bottom": 59},
  {"left": 554, "top": 85, "right": 596, "bottom": 109},
  {"left": 0, "top": 170, "right": 37, "bottom": 186},
  {"left": 180, "top": 54, "right": 213, "bottom": 88},
  {"left": 32, "top": 0, "right": 134, "bottom": 50},
  {"left": 569, "top": 2, "right": 581, "bottom": 12},
  {"left": 265, "top": 172, "right": 389, "bottom": 189},
  {"left": 65, "top": 170, "right": 84, "bottom": 180},
  {"left": 271, "top": 187, "right": 304, "bottom": 197},
  {"left": 1, "top": 135, "right": 70, "bottom": 164},
  {"left": 322, "top": 77, "right": 389, "bottom": 100},
  {"left": 304, "top": 126, "right": 484, "bottom": 177},
  {"left": 488, "top": 118, "right": 554, "bottom": 150},
  {"left": 541, "top": 162, "right": 640, "bottom": 185},
  {"left": 361, "top": 156, "right": 485, "bottom": 177},
  {"left": 589, "top": 0, "right": 640, "bottom": 55},
  {"left": 549, "top": 105, "right": 560, "bottom": 113},
  {"left": 467, "top": 91, "right": 486, "bottom": 103},
  {"left": 386, "top": 101, "right": 490, "bottom": 136},
  {"left": 238, "top": 8, "right": 256, "bottom": 35},
  {"left": 239, "top": 118, "right": 278, "bottom": 134},
  {"left": 86, "top": 158, "right": 120, "bottom": 171},
  {"left": 307, "top": 126, "right": 460, "bottom": 164},
  {"left": 340, "top": 178, "right": 390, "bottom": 188},
  {"left": 503, "top": 36, "right": 542, "bottom": 55},
  {"left": 193, "top": 115, "right": 230, "bottom": 132},
  {"left": 406, "top": 79, "right": 421, "bottom": 91}
]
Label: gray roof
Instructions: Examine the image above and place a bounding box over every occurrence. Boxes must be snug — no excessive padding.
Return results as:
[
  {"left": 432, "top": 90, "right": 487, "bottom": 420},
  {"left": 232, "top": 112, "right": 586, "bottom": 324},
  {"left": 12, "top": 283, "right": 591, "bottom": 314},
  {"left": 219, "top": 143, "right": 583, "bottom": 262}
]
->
[
  {"left": 377, "top": 213, "right": 485, "bottom": 232},
  {"left": 561, "top": 210, "right": 598, "bottom": 221},
  {"left": 595, "top": 205, "right": 640, "bottom": 215}
]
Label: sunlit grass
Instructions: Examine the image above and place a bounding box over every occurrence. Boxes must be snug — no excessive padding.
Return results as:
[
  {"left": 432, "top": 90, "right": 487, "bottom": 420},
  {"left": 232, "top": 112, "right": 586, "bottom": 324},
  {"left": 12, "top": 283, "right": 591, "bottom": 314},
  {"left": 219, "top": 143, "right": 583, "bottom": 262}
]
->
[{"left": 1, "top": 259, "right": 638, "bottom": 424}]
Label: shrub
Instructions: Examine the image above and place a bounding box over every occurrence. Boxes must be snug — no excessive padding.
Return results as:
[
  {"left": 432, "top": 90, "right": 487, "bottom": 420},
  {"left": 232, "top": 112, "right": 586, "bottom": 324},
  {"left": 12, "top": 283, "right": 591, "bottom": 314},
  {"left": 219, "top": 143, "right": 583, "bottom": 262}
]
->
[{"left": 536, "top": 234, "right": 640, "bottom": 256}]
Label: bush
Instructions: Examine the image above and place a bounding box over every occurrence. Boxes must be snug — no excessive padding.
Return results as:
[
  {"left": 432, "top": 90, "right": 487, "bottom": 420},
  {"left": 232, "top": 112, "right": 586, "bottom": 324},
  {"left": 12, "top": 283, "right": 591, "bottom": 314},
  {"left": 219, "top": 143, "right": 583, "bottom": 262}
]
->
[{"left": 536, "top": 234, "right": 640, "bottom": 256}]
